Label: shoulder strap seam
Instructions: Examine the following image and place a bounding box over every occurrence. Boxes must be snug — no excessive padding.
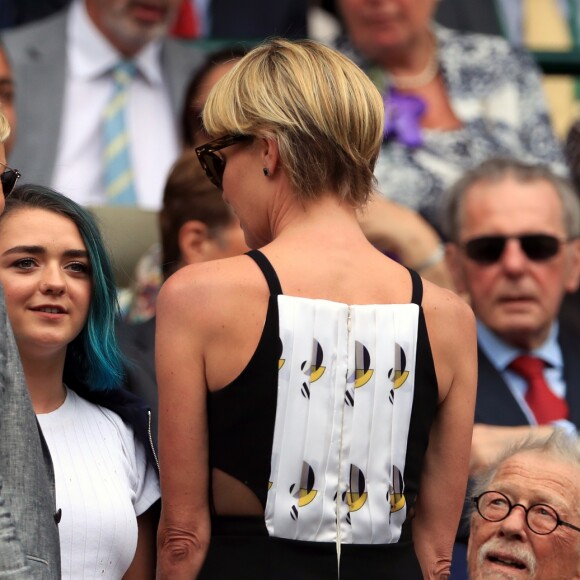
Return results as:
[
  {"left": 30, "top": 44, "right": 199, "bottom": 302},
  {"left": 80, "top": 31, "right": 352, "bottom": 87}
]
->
[
  {"left": 408, "top": 268, "right": 423, "bottom": 305},
  {"left": 246, "top": 250, "right": 283, "bottom": 296}
]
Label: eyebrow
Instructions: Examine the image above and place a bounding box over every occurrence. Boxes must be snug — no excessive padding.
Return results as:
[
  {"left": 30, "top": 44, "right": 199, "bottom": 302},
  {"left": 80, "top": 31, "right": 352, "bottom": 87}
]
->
[{"left": 2, "top": 245, "right": 89, "bottom": 259}]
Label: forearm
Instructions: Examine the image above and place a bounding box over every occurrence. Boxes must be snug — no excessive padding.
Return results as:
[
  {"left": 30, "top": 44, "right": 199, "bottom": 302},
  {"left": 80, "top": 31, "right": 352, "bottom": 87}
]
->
[{"left": 412, "top": 502, "right": 454, "bottom": 579}]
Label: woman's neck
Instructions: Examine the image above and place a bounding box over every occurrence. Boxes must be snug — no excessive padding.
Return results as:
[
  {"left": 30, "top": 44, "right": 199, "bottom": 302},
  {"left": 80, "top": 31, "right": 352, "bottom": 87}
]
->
[
  {"left": 20, "top": 350, "right": 68, "bottom": 414},
  {"left": 271, "top": 192, "right": 367, "bottom": 246},
  {"left": 380, "top": 29, "right": 436, "bottom": 80}
]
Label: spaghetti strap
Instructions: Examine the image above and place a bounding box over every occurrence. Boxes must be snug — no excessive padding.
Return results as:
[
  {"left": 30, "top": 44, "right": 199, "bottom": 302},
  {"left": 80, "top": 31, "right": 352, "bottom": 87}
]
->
[
  {"left": 408, "top": 269, "right": 423, "bottom": 306},
  {"left": 246, "top": 250, "right": 283, "bottom": 296}
]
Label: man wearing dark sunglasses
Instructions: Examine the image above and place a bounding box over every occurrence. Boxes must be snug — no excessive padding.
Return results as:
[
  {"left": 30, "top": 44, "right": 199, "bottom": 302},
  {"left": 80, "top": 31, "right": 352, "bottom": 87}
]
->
[
  {"left": 443, "top": 158, "right": 580, "bottom": 578},
  {"left": 0, "top": 113, "right": 61, "bottom": 576}
]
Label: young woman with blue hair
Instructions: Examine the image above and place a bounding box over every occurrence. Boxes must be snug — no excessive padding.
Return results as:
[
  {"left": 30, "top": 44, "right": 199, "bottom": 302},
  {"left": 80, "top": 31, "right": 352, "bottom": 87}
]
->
[{"left": 0, "top": 184, "right": 160, "bottom": 578}]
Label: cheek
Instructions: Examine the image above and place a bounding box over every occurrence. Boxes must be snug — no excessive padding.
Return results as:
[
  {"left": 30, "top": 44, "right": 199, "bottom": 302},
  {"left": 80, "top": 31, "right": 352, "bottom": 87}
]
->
[
  {"left": 535, "top": 536, "right": 578, "bottom": 576},
  {"left": 465, "top": 268, "right": 496, "bottom": 300},
  {"left": 73, "top": 281, "right": 93, "bottom": 320},
  {"left": 0, "top": 276, "right": 29, "bottom": 303}
]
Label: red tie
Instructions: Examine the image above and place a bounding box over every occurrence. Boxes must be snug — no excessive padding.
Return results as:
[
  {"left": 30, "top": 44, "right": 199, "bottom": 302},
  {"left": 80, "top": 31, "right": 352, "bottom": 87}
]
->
[
  {"left": 171, "top": 0, "right": 199, "bottom": 39},
  {"left": 509, "top": 355, "right": 569, "bottom": 424}
]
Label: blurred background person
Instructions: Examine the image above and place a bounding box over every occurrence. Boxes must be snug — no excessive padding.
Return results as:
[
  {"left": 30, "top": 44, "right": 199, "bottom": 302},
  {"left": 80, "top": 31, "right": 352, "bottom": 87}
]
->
[
  {"left": 156, "top": 38, "right": 476, "bottom": 579},
  {"left": 335, "top": 0, "right": 566, "bottom": 234},
  {"left": 0, "top": 185, "right": 160, "bottom": 578},
  {"left": 0, "top": 0, "right": 204, "bottom": 209},
  {"left": 442, "top": 158, "right": 580, "bottom": 578},
  {"left": 0, "top": 114, "right": 61, "bottom": 579},
  {"left": 118, "top": 149, "right": 247, "bottom": 445},
  {"left": 444, "top": 159, "right": 580, "bottom": 471}
]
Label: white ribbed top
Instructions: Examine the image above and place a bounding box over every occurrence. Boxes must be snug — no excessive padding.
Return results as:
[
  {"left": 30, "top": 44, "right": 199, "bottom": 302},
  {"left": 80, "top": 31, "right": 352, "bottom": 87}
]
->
[{"left": 37, "top": 387, "right": 160, "bottom": 578}]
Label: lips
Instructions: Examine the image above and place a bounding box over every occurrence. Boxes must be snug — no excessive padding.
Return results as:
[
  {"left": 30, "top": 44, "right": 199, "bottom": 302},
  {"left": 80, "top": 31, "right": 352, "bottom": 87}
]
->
[
  {"left": 487, "top": 551, "right": 528, "bottom": 572},
  {"left": 497, "top": 294, "right": 537, "bottom": 307},
  {"left": 130, "top": 1, "right": 166, "bottom": 23},
  {"left": 31, "top": 305, "right": 67, "bottom": 314}
]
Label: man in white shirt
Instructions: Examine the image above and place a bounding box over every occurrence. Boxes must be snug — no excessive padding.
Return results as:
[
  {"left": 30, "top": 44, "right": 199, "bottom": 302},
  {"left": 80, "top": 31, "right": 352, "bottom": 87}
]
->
[{"left": 1, "top": 0, "right": 204, "bottom": 209}]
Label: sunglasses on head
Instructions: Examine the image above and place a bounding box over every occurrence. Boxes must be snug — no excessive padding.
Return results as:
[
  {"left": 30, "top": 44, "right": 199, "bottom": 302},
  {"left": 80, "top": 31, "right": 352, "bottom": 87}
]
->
[
  {"left": 463, "top": 234, "right": 567, "bottom": 264},
  {"left": 0, "top": 160, "right": 20, "bottom": 196},
  {"left": 195, "top": 134, "right": 251, "bottom": 190}
]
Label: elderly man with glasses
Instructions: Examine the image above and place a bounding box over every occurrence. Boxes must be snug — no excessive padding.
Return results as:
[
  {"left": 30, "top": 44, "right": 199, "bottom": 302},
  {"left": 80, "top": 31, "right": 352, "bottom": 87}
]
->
[{"left": 468, "top": 430, "right": 580, "bottom": 579}]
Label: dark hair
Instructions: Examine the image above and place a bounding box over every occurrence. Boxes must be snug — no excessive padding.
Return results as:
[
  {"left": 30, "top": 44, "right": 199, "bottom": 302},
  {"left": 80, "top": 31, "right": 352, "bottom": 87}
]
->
[
  {"left": 1, "top": 184, "right": 124, "bottom": 391},
  {"left": 181, "top": 45, "right": 249, "bottom": 147},
  {"left": 160, "top": 150, "right": 235, "bottom": 278}
]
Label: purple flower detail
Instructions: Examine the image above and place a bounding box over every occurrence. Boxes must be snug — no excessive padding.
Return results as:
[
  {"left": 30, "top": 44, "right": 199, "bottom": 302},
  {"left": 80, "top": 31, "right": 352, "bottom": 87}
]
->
[{"left": 383, "top": 88, "right": 426, "bottom": 148}]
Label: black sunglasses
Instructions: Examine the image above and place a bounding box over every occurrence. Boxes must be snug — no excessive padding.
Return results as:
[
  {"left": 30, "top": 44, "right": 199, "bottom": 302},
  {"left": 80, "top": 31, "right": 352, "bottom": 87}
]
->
[
  {"left": 0, "top": 160, "right": 20, "bottom": 196},
  {"left": 463, "top": 234, "right": 567, "bottom": 264},
  {"left": 195, "top": 134, "right": 251, "bottom": 190}
]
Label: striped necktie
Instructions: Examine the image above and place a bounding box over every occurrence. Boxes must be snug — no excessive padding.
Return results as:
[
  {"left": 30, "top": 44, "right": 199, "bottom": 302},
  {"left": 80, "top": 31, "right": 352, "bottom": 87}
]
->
[{"left": 102, "top": 61, "right": 138, "bottom": 205}]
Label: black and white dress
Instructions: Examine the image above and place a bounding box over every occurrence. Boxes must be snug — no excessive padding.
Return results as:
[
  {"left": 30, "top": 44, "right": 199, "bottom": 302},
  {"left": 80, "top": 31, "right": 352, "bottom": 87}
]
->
[{"left": 203, "top": 250, "right": 439, "bottom": 579}]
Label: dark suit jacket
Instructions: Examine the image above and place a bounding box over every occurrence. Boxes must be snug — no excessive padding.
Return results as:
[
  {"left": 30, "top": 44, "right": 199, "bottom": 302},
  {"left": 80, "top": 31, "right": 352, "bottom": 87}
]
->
[
  {"left": 117, "top": 317, "right": 158, "bottom": 446},
  {"left": 1, "top": 6, "right": 204, "bottom": 185},
  {"left": 475, "top": 324, "right": 580, "bottom": 428}
]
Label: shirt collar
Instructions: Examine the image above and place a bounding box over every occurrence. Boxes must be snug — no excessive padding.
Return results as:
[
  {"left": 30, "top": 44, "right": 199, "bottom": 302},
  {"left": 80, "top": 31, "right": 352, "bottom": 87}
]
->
[
  {"left": 477, "top": 320, "right": 562, "bottom": 371},
  {"left": 67, "top": 0, "right": 164, "bottom": 85}
]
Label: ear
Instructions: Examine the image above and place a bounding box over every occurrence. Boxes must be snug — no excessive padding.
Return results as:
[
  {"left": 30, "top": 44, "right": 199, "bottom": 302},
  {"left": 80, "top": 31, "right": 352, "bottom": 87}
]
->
[
  {"left": 259, "top": 136, "right": 281, "bottom": 177},
  {"left": 178, "top": 220, "right": 210, "bottom": 265},
  {"left": 564, "top": 238, "right": 580, "bottom": 293},
  {"left": 445, "top": 242, "right": 469, "bottom": 294}
]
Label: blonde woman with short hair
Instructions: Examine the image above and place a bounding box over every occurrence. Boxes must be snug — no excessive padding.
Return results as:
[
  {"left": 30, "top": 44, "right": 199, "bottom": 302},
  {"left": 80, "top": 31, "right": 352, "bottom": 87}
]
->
[{"left": 156, "top": 39, "right": 477, "bottom": 580}]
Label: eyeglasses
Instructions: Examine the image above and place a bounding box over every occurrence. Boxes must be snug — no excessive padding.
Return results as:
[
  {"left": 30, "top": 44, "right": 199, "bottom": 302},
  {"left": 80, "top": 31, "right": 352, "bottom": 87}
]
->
[
  {"left": 463, "top": 234, "right": 566, "bottom": 264},
  {"left": 0, "top": 160, "right": 20, "bottom": 196},
  {"left": 195, "top": 134, "right": 251, "bottom": 191},
  {"left": 472, "top": 490, "right": 580, "bottom": 535}
]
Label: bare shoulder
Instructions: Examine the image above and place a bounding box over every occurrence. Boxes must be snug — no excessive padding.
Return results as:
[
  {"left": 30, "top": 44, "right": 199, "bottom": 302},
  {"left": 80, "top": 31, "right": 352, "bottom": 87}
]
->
[
  {"left": 420, "top": 279, "right": 477, "bottom": 400},
  {"left": 420, "top": 279, "right": 476, "bottom": 338},
  {"left": 157, "top": 255, "right": 265, "bottom": 323}
]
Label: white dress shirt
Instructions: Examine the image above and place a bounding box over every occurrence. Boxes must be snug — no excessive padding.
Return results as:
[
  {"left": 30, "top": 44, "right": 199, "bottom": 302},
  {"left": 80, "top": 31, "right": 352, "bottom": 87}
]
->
[{"left": 52, "top": 0, "right": 179, "bottom": 210}]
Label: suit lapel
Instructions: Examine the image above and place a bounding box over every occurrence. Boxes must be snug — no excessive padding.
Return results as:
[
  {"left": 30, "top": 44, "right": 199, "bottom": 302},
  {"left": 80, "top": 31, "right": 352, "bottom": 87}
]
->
[
  {"left": 161, "top": 39, "right": 204, "bottom": 120},
  {"left": 476, "top": 346, "right": 529, "bottom": 426},
  {"left": 7, "top": 10, "right": 67, "bottom": 183}
]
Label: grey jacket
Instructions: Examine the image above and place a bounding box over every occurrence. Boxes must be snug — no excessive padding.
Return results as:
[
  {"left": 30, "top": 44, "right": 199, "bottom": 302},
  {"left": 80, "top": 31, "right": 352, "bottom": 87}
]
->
[
  {"left": 0, "top": 285, "right": 61, "bottom": 579},
  {"left": 1, "top": 5, "right": 204, "bottom": 185}
]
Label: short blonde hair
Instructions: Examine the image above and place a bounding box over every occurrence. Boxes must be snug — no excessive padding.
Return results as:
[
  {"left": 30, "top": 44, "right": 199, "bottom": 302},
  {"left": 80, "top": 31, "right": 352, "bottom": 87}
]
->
[
  {"left": 0, "top": 110, "right": 10, "bottom": 144},
  {"left": 202, "top": 38, "right": 384, "bottom": 207}
]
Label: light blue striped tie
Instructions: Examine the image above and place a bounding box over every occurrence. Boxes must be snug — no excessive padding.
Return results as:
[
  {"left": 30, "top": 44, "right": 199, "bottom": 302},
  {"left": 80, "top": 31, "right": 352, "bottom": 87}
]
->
[{"left": 102, "top": 61, "right": 138, "bottom": 205}]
